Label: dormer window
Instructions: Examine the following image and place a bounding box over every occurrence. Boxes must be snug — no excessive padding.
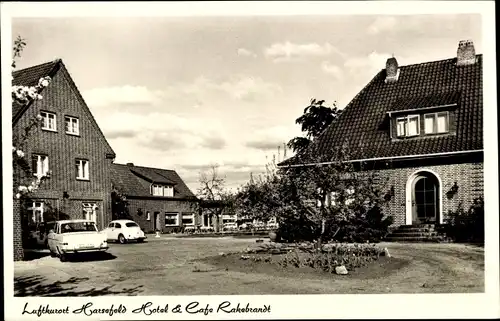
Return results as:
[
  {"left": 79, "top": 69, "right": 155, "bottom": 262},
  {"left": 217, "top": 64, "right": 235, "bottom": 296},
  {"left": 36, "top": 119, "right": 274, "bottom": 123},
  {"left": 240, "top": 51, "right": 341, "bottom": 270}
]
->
[
  {"left": 151, "top": 184, "right": 174, "bottom": 197},
  {"left": 164, "top": 186, "right": 174, "bottom": 197},
  {"left": 396, "top": 115, "right": 420, "bottom": 137},
  {"left": 424, "top": 112, "right": 449, "bottom": 134},
  {"left": 152, "top": 184, "right": 163, "bottom": 196}
]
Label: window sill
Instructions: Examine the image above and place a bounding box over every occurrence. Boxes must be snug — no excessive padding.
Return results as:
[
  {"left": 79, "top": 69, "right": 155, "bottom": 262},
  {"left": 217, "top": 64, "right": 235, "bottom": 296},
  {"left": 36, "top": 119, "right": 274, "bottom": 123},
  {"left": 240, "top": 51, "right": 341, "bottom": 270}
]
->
[
  {"left": 76, "top": 178, "right": 90, "bottom": 181},
  {"left": 423, "top": 131, "right": 450, "bottom": 136},
  {"left": 66, "top": 132, "right": 80, "bottom": 136},
  {"left": 41, "top": 128, "right": 57, "bottom": 133}
]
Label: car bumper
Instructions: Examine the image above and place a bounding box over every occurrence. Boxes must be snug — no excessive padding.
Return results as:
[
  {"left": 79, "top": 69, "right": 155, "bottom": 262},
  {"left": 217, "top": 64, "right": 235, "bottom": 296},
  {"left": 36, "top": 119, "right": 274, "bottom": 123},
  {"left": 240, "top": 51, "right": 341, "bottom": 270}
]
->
[
  {"left": 127, "top": 235, "right": 147, "bottom": 240},
  {"left": 62, "top": 246, "right": 108, "bottom": 253}
]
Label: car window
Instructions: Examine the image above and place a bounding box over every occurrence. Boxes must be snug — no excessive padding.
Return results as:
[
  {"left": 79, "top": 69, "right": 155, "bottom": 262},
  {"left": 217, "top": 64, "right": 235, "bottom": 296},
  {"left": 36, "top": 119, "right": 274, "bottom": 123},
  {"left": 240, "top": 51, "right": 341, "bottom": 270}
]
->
[
  {"left": 61, "top": 222, "right": 98, "bottom": 233},
  {"left": 115, "top": 223, "right": 122, "bottom": 228},
  {"left": 108, "top": 222, "right": 114, "bottom": 228},
  {"left": 125, "top": 222, "right": 138, "bottom": 227}
]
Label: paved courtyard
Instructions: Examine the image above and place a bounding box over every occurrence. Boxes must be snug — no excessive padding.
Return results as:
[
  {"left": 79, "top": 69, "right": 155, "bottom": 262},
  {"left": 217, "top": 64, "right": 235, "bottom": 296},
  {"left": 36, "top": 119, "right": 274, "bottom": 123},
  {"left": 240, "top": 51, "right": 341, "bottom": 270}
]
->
[{"left": 13, "top": 236, "right": 484, "bottom": 296}]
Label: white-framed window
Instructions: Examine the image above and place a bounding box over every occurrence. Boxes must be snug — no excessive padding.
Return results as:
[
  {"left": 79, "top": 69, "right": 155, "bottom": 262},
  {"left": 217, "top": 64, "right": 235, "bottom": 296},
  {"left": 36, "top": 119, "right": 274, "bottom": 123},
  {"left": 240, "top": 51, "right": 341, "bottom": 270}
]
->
[
  {"left": 40, "top": 111, "right": 57, "bottom": 131},
  {"left": 182, "top": 213, "right": 195, "bottom": 226},
  {"left": 424, "top": 111, "right": 449, "bottom": 134},
  {"left": 396, "top": 115, "right": 420, "bottom": 137},
  {"left": 27, "top": 201, "right": 44, "bottom": 224},
  {"left": 152, "top": 184, "right": 163, "bottom": 196},
  {"left": 83, "top": 202, "right": 97, "bottom": 222},
  {"left": 65, "top": 116, "right": 79, "bottom": 135},
  {"left": 76, "top": 159, "right": 89, "bottom": 180},
  {"left": 31, "top": 154, "right": 49, "bottom": 178},
  {"left": 164, "top": 186, "right": 174, "bottom": 197},
  {"left": 165, "top": 213, "right": 179, "bottom": 226}
]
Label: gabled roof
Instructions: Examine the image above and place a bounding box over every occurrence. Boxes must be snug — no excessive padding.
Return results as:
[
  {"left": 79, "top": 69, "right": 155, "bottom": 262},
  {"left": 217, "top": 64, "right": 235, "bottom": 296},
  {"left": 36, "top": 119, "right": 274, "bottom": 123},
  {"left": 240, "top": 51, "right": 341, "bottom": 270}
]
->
[
  {"left": 12, "top": 59, "right": 116, "bottom": 158},
  {"left": 281, "top": 55, "right": 483, "bottom": 166},
  {"left": 111, "top": 163, "right": 196, "bottom": 199}
]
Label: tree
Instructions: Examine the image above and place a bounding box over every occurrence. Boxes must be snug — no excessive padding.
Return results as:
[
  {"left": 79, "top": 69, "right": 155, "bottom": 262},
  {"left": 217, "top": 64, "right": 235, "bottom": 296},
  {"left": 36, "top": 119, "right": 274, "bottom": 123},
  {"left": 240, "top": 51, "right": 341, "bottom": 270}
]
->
[
  {"left": 285, "top": 143, "right": 390, "bottom": 246},
  {"left": 12, "top": 35, "right": 52, "bottom": 200},
  {"left": 111, "top": 188, "right": 132, "bottom": 220},
  {"left": 287, "top": 98, "right": 341, "bottom": 154},
  {"left": 197, "top": 164, "right": 233, "bottom": 232}
]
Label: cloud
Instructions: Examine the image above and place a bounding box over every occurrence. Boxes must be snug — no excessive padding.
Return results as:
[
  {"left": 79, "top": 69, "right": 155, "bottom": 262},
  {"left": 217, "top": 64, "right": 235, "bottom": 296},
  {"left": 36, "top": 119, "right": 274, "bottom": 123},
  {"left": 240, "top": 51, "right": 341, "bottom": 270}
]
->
[
  {"left": 200, "top": 136, "right": 226, "bottom": 150},
  {"left": 367, "top": 16, "right": 398, "bottom": 35},
  {"left": 244, "top": 125, "right": 299, "bottom": 152},
  {"left": 321, "top": 61, "right": 343, "bottom": 79},
  {"left": 217, "top": 77, "right": 282, "bottom": 101},
  {"left": 343, "top": 51, "right": 391, "bottom": 75},
  {"left": 103, "top": 129, "right": 138, "bottom": 139},
  {"left": 83, "top": 85, "right": 164, "bottom": 108},
  {"left": 245, "top": 140, "right": 282, "bottom": 151},
  {"left": 237, "top": 48, "right": 257, "bottom": 58},
  {"left": 264, "top": 41, "right": 344, "bottom": 63},
  {"left": 84, "top": 76, "right": 282, "bottom": 115}
]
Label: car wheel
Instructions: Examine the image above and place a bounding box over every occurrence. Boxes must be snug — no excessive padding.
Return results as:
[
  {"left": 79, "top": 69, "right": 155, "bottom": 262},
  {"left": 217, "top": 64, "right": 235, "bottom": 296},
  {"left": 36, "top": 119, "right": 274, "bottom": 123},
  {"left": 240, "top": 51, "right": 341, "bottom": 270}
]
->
[
  {"left": 49, "top": 249, "right": 56, "bottom": 257},
  {"left": 118, "top": 234, "right": 127, "bottom": 244},
  {"left": 137, "top": 238, "right": 144, "bottom": 243},
  {"left": 59, "top": 253, "right": 67, "bottom": 262}
]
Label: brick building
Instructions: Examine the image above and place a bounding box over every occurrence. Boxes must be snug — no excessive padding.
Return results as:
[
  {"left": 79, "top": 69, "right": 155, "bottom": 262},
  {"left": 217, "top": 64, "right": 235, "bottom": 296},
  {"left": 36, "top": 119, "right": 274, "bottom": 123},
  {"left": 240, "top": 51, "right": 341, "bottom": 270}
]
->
[
  {"left": 280, "top": 40, "right": 483, "bottom": 227},
  {"left": 110, "top": 163, "right": 198, "bottom": 233},
  {"left": 12, "top": 59, "right": 116, "bottom": 260}
]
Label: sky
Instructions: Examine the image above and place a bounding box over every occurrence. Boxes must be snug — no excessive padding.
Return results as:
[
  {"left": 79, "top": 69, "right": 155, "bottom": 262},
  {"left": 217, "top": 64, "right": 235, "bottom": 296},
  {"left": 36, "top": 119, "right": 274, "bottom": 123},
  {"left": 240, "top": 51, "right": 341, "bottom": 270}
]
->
[{"left": 11, "top": 14, "right": 482, "bottom": 193}]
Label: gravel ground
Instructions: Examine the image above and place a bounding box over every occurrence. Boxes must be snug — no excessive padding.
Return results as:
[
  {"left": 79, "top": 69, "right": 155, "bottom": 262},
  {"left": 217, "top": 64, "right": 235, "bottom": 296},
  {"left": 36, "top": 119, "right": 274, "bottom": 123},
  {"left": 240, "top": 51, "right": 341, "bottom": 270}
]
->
[{"left": 13, "top": 237, "right": 484, "bottom": 296}]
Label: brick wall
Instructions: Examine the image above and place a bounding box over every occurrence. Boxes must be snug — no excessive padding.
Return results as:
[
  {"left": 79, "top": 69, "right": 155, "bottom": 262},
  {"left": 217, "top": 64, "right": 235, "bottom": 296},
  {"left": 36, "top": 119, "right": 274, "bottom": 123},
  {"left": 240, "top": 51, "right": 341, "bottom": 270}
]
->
[
  {"left": 13, "top": 198, "right": 24, "bottom": 261},
  {"left": 371, "top": 161, "right": 484, "bottom": 226},
  {"left": 126, "top": 198, "right": 198, "bottom": 233},
  {"left": 13, "top": 66, "right": 114, "bottom": 231}
]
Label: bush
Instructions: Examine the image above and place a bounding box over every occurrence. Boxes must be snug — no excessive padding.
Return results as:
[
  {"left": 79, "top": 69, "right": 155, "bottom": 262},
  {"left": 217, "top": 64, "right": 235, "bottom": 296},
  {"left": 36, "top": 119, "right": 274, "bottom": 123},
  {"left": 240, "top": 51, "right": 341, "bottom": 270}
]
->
[
  {"left": 277, "top": 205, "right": 393, "bottom": 244},
  {"left": 445, "top": 197, "right": 484, "bottom": 244},
  {"left": 277, "top": 214, "right": 319, "bottom": 243}
]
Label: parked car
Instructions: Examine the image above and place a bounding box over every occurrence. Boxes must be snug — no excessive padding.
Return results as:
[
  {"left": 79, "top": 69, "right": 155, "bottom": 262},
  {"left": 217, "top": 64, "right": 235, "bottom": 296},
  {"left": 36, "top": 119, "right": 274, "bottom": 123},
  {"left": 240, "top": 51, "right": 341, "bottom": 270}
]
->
[
  {"left": 222, "top": 222, "right": 238, "bottom": 231},
  {"left": 29, "top": 221, "right": 56, "bottom": 248},
  {"left": 239, "top": 222, "right": 254, "bottom": 231},
  {"left": 102, "top": 219, "right": 146, "bottom": 244},
  {"left": 47, "top": 220, "right": 108, "bottom": 262}
]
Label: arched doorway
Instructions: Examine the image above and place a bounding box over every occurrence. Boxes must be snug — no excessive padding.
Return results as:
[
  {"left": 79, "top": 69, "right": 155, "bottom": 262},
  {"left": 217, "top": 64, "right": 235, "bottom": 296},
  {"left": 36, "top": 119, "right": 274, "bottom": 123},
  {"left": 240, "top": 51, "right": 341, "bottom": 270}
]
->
[{"left": 405, "top": 170, "right": 442, "bottom": 225}]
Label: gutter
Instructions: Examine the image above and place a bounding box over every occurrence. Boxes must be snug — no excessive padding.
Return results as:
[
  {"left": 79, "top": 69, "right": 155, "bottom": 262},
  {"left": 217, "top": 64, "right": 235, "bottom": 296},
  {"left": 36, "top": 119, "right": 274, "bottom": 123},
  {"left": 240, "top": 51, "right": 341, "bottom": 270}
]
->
[{"left": 279, "top": 149, "right": 484, "bottom": 168}]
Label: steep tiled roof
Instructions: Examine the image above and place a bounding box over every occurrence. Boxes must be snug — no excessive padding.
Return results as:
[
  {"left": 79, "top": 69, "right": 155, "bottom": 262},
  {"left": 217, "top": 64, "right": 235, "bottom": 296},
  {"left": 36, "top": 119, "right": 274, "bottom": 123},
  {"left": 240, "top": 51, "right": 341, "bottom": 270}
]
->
[
  {"left": 12, "top": 59, "right": 61, "bottom": 122},
  {"left": 12, "top": 59, "right": 116, "bottom": 157},
  {"left": 111, "top": 163, "right": 196, "bottom": 199},
  {"left": 282, "top": 55, "right": 483, "bottom": 165}
]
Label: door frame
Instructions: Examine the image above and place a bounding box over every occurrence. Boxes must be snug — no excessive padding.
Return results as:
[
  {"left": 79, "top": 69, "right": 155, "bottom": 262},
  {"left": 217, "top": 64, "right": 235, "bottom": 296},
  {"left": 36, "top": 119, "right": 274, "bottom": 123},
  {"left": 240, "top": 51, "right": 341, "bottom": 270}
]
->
[{"left": 405, "top": 169, "right": 443, "bottom": 225}]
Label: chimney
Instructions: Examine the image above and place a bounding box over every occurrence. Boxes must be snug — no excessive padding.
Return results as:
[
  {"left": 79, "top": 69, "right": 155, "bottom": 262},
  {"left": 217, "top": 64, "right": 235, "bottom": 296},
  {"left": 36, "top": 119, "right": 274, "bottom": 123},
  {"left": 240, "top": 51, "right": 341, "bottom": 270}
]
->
[
  {"left": 126, "top": 162, "right": 134, "bottom": 167},
  {"left": 457, "top": 40, "right": 476, "bottom": 66},
  {"left": 385, "top": 56, "right": 399, "bottom": 83}
]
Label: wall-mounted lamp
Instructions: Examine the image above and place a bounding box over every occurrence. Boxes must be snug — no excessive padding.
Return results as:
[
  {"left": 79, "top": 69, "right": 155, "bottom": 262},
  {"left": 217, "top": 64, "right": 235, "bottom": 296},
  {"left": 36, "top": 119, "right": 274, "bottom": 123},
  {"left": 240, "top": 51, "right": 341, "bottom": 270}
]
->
[
  {"left": 446, "top": 182, "right": 459, "bottom": 199},
  {"left": 384, "top": 185, "right": 395, "bottom": 202},
  {"left": 63, "top": 191, "right": 69, "bottom": 199},
  {"left": 137, "top": 208, "right": 143, "bottom": 216}
]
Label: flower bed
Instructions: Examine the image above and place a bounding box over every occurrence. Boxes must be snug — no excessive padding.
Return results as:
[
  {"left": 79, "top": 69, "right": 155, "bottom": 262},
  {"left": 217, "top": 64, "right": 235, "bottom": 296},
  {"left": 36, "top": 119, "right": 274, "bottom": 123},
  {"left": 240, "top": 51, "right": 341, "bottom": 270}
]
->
[{"left": 218, "top": 242, "right": 390, "bottom": 275}]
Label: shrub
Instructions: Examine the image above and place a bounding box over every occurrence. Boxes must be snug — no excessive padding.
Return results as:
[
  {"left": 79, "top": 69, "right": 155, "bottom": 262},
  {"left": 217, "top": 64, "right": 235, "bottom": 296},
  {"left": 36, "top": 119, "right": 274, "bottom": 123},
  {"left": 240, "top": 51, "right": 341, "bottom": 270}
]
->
[
  {"left": 277, "top": 214, "right": 319, "bottom": 243},
  {"left": 277, "top": 205, "right": 393, "bottom": 244},
  {"left": 445, "top": 197, "right": 484, "bottom": 244}
]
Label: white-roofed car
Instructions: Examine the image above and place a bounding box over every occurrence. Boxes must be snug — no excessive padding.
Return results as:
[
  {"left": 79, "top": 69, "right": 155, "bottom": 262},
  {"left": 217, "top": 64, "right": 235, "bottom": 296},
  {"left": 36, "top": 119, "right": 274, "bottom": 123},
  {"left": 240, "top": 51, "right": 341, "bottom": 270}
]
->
[
  {"left": 47, "top": 220, "right": 108, "bottom": 262},
  {"left": 102, "top": 219, "right": 147, "bottom": 244}
]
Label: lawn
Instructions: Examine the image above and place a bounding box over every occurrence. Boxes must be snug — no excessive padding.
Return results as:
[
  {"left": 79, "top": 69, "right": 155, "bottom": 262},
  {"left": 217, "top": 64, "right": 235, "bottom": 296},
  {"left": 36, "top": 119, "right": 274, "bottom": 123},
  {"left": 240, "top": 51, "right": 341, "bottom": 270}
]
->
[{"left": 14, "top": 237, "right": 484, "bottom": 296}]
